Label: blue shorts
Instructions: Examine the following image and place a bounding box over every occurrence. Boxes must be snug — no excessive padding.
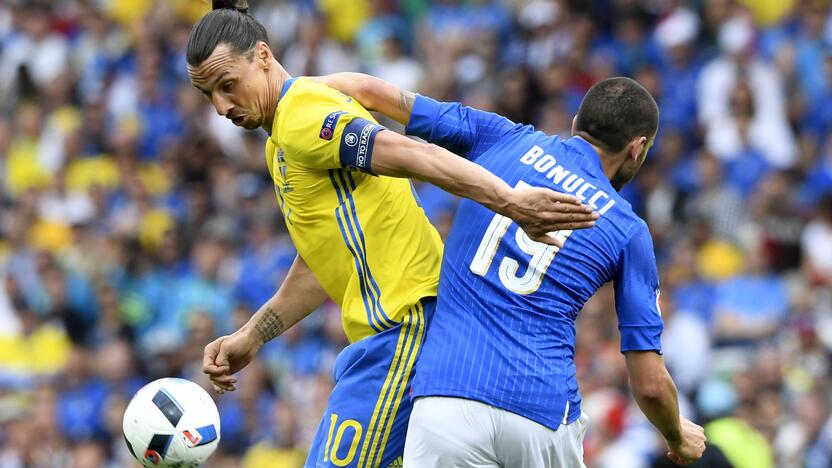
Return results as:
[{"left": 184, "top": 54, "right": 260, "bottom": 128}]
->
[{"left": 306, "top": 298, "right": 435, "bottom": 468}]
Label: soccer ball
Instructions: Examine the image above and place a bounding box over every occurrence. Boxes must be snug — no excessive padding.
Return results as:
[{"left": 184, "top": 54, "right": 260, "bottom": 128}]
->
[{"left": 123, "top": 378, "right": 221, "bottom": 467}]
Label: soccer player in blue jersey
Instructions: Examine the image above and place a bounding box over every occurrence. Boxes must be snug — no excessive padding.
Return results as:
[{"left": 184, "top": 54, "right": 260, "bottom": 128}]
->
[{"left": 322, "top": 74, "right": 707, "bottom": 467}]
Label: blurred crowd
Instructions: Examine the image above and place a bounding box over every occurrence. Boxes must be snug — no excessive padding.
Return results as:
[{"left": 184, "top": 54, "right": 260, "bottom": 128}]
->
[{"left": 0, "top": 0, "right": 831, "bottom": 467}]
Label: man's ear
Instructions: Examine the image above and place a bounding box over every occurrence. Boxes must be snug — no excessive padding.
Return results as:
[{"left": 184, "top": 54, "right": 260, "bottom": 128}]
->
[
  {"left": 255, "top": 41, "right": 272, "bottom": 69},
  {"left": 570, "top": 116, "right": 577, "bottom": 136},
  {"left": 629, "top": 136, "right": 647, "bottom": 161}
]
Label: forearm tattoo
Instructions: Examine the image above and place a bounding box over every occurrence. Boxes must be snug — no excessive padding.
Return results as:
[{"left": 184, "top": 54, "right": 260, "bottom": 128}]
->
[
  {"left": 399, "top": 90, "right": 415, "bottom": 114},
  {"left": 254, "top": 308, "right": 285, "bottom": 343}
]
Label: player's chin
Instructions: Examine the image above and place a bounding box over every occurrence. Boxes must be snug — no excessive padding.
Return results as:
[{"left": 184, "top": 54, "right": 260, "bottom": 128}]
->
[{"left": 241, "top": 119, "right": 260, "bottom": 130}]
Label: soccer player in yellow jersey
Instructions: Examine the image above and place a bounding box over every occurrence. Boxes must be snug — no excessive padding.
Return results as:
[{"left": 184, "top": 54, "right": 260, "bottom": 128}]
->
[{"left": 186, "top": 2, "right": 597, "bottom": 467}]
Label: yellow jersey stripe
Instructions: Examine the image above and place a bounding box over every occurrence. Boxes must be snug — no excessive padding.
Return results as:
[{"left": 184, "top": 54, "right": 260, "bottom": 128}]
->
[
  {"left": 365, "top": 303, "right": 424, "bottom": 468},
  {"left": 328, "top": 170, "right": 389, "bottom": 332},
  {"left": 355, "top": 312, "right": 415, "bottom": 467},
  {"left": 337, "top": 170, "right": 396, "bottom": 328},
  {"left": 361, "top": 309, "right": 417, "bottom": 468}
]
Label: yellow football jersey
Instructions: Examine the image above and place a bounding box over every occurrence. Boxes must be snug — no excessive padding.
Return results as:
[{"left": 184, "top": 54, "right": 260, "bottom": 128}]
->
[{"left": 265, "top": 77, "right": 443, "bottom": 343}]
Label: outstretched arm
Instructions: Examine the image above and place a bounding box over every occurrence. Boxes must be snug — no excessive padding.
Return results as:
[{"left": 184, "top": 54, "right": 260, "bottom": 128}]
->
[
  {"left": 315, "top": 73, "right": 598, "bottom": 244},
  {"left": 370, "top": 130, "right": 597, "bottom": 243},
  {"left": 316, "top": 73, "right": 414, "bottom": 125},
  {"left": 318, "top": 73, "right": 512, "bottom": 159},
  {"left": 203, "top": 255, "right": 328, "bottom": 393}
]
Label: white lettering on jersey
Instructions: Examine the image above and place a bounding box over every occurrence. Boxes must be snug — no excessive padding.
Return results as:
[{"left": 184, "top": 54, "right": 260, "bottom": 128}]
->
[
  {"left": 520, "top": 145, "right": 544, "bottom": 164},
  {"left": 518, "top": 145, "right": 617, "bottom": 215}
]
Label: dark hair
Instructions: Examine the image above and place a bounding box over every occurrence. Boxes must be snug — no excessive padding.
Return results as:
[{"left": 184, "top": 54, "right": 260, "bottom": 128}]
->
[
  {"left": 574, "top": 77, "right": 659, "bottom": 153},
  {"left": 186, "top": 0, "right": 269, "bottom": 66}
]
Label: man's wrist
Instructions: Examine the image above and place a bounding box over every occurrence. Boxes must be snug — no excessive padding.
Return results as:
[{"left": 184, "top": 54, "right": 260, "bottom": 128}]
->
[
  {"left": 249, "top": 305, "right": 287, "bottom": 346},
  {"left": 493, "top": 185, "right": 515, "bottom": 215},
  {"left": 239, "top": 323, "right": 266, "bottom": 349},
  {"left": 663, "top": 427, "right": 683, "bottom": 447}
]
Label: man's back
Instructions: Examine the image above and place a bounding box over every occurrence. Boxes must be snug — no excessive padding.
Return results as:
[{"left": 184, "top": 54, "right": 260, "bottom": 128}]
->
[{"left": 406, "top": 97, "right": 664, "bottom": 430}]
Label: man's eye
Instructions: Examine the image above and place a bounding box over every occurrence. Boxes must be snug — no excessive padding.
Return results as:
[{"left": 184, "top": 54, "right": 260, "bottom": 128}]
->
[{"left": 222, "top": 81, "right": 234, "bottom": 91}]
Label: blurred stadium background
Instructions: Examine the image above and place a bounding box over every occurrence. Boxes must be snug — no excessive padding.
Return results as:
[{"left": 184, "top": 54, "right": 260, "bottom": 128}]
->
[{"left": 0, "top": 0, "right": 831, "bottom": 467}]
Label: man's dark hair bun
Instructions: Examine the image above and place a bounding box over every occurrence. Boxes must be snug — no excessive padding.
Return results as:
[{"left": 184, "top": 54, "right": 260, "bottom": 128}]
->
[{"left": 212, "top": 0, "right": 249, "bottom": 14}]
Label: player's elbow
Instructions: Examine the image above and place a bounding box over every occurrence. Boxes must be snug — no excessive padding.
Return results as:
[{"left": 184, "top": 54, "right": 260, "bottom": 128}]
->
[
  {"left": 629, "top": 366, "right": 673, "bottom": 404},
  {"left": 359, "top": 75, "right": 403, "bottom": 114},
  {"left": 630, "top": 379, "right": 667, "bottom": 403},
  {"left": 348, "top": 74, "right": 379, "bottom": 110}
]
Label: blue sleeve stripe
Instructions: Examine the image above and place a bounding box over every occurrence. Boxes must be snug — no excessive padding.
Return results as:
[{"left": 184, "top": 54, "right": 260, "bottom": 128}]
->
[
  {"left": 327, "top": 170, "right": 395, "bottom": 331},
  {"left": 340, "top": 118, "right": 384, "bottom": 173},
  {"left": 328, "top": 170, "right": 383, "bottom": 333},
  {"left": 343, "top": 171, "right": 393, "bottom": 326},
  {"left": 339, "top": 170, "right": 394, "bottom": 328}
]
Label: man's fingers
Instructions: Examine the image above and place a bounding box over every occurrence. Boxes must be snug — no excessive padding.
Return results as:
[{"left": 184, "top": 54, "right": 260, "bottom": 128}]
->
[
  {"left": 203, "top": 340, "right": 229, "bottom": 375},
  {"left": 531, "top": 217, "right": 597, "bottom": 234},
  {"left": 204, "top": 360, "right": 230, "bottom": 376},
  {"left": 667, "top": 452, "right": 689, "bottom": 466},
  {"left": 210, "top": 376, "right": 236, "bottom": 393},
  {"left": 530, "top": 211, "right": 598, "bottom": 229},
  {"left": 211, "top": 374, "right": 237, "bottom": 385},
  {"left": 211, "top": 383, "right": 235, "bottom": 394},
  {"left": 546, "top": 210, "right": 600, "bottom": 222},
  {"left": 215, "top": 341, "right": 231, "bottom": 369},
  {"left": 540, "top": 200, "right": 595, "bottom": 214},
  {"left": 529, "top": 233, "right": 564, "bottom": 248},
  {"left": 541, "top": 190, "right": 583, "bottom": 206},
  {"left": 548, "top": 221, "right": 597, "bottom": 231}
]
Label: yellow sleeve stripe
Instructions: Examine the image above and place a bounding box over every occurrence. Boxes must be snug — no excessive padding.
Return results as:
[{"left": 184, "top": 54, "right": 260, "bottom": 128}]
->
[
  {"left": 328, "top": 169, "right": 397, "bottom": 331},
  {"left": 355, "top": 309, "right": 415, "bottom": 467},
  {"left": 356, "top": 302, "right": 425, "bottom": 468}
]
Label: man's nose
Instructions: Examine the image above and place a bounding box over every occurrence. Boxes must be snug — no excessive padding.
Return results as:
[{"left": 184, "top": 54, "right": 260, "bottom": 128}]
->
[{"left": 213, "top": 95, "right": 233, "bottom": 117}]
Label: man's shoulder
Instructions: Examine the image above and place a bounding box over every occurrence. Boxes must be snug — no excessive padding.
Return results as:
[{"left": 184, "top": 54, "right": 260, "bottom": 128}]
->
[
  {"left": 598, "top": 205, "right": 649, "bottom": 261},
  {"left": 282, "top": 77, "right": 365, "bottom": 113},
  {"left": 278, "top": 78, "right": 375, "bottom": 144}
]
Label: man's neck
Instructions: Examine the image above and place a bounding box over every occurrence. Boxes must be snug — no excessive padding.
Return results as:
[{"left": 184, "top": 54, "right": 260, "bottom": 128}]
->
[
  {"left": 261, "top": 65, "right": 292, "bottom": 133},
  {"left": 574, "top": 133, "right": 624, "bottom": 185}
]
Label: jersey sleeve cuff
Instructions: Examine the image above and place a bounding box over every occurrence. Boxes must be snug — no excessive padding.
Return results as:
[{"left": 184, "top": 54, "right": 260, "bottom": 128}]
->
[
  {"left": 340, "top": 117, "right": 385, "bottom": 174},
  {"left": 619, "top": 325, "right": 663, "bottom": 354},
  {"left": 405, "top": 95, "right": 441, "bottom": 140}
]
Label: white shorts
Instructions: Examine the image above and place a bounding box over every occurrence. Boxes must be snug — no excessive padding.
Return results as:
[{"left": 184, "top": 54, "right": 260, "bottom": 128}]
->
[{"left": 403, "top": 396, "right": 588, "bottom": 468}]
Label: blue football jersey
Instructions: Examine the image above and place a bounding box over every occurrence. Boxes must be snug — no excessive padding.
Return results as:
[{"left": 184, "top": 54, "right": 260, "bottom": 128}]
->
[{"left": 406, "top": 96, "right": 664, "bottom": 430}]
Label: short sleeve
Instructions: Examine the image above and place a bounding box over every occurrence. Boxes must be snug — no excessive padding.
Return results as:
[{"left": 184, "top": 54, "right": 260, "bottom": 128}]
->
[
  {"left": 405, "top": 95, "right": 519, "bottom": 161},
  {"left": 281, "top": 98, "right": 385, "bottom": 173},
  {"left": 613, "top": 223, "right": 664, "bottom": 354}
]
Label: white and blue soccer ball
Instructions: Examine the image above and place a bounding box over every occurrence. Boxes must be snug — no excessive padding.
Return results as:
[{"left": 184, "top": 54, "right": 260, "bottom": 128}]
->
[{"left": 123, "top": 378, "right": 221, "bottom": 467}]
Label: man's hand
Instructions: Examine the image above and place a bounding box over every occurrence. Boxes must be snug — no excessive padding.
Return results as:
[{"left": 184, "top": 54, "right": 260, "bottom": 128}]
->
[
  {"left": 666, "top": 418, "right": 707, "bottom": 466},
  {"left": 202, "top": 327, "right": 262, "bottom": 394},
  {"left": 506, "top": 187, "right": 599, "bottom": 247}
]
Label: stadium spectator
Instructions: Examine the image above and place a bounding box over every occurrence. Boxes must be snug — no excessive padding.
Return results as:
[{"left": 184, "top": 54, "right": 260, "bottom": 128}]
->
[
  {"left": 802, "top": 195, "right": 832, "bottom": 285},
  {"left": 712, "top": 250, "right": 789, "bottom": 344},
  {"left": 701, "top": 17, "right": 797, "bottom": 175}
]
